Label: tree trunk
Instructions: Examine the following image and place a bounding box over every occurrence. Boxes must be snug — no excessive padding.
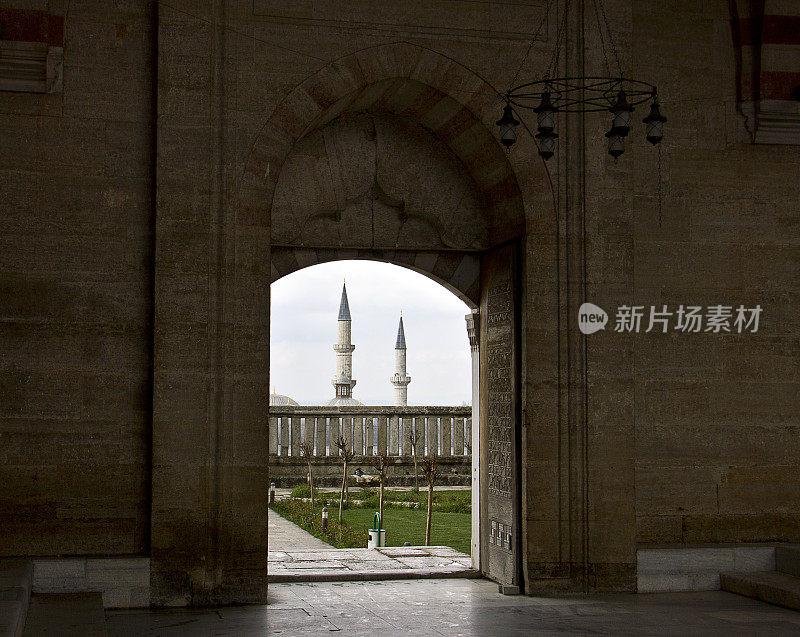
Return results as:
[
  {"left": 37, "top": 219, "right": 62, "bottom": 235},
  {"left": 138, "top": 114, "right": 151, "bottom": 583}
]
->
[
  {"left": 339, "top": 459, "right": 347, "bottom": 524},
  {"left": 413, "top": 454, "right": 419, "bottom": 490},
  {"left": 379, "top": 479, "right": 384, "bottom": 528},
  {"left": 425, "top": 481, "right": 433, "bottom": 545},
  {"left": 308, "top": 461, "right": 315, "bottom": 510}
]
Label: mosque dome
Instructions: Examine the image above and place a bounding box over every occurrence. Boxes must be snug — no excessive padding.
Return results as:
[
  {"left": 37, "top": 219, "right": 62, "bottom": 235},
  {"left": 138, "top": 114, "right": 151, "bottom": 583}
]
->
[
  {"left": 325, "top": 396, "right": 362, "bottom": 406},
  {"left": 269, "top": 393, "right": 299, "bottom": 407}
]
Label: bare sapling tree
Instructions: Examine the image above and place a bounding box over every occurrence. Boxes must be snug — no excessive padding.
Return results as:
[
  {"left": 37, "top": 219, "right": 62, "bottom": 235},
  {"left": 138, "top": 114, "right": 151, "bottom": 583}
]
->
[
  {"left": 373, "top": 452, "right": 390, "bottom": 527},
  {"left": 420, "top": 455, "right": 438, "bottom": 545},
  {"left": 334, "top": 435, "right": 355, "bottom": 524},
  {"left": 299, "top": 441, "right": 315, "bottom": 510},
  {"left": 407, "top": 424, "right": 422, "bottom": 490}
]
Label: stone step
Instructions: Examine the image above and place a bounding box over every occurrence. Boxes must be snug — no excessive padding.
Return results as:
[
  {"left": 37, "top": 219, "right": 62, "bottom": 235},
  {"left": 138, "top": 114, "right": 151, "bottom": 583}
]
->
[
  {"left": 721, "top": 571, "right": 800, "bottom": 611},
  {"left": 0, "top": 559, "right": 32, "bottom": 637},
  {"left": 22, "top": 593, "right": 106, "bottom": 637},
  {"left": 776, "top": 545, "right": 800, "bottom": 578}
]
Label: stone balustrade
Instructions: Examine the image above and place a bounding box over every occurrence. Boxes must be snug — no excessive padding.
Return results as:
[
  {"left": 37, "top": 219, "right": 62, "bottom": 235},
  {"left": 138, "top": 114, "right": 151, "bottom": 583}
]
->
[{"left": 268, "top": 405, "right": 472, "bottom": 459}]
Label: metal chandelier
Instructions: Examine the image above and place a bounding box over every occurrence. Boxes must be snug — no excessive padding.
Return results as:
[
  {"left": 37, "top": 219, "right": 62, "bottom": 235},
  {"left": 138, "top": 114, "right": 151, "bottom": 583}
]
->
[{"left": 497, "top": 0, "right": 667, "bottom": 161}]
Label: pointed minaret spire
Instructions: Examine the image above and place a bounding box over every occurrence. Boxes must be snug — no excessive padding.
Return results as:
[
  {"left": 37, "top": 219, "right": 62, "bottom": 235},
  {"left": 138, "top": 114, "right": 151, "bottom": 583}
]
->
[
  {"left": 338, "top": 282, "right": 351, "bottom": 321},
  {"left": 331, "top": 280, "right": 356, "bottom": 403},
  {"left": 391, "top": 314, "right": 411, "bottom": 406},
  {"left": 395, "top": 315, "right": 406, "bottom": 349}
]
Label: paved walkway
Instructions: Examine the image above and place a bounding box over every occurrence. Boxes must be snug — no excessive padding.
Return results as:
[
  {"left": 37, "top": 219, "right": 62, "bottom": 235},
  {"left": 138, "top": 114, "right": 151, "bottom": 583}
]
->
[
  {"left": 267, "top": 509, "right": 476, "bottom": 582},
  {"left": 106, "top": 580, "right": 800, "bottom": 636},
  {"left": 268, "top": 508, "right": 332, "bottom": 550}
]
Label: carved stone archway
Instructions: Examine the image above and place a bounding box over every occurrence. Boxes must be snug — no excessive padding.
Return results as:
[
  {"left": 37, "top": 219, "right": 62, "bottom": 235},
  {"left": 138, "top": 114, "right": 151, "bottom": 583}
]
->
[{"left": 240, "top": 42, "right": 545, "bottom": 592}]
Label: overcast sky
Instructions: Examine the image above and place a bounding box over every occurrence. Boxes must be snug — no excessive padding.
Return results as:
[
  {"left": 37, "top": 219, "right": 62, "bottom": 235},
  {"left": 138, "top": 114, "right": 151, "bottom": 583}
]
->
[{"left": 270, "top": 260, "right": 473, "bottom": 406}]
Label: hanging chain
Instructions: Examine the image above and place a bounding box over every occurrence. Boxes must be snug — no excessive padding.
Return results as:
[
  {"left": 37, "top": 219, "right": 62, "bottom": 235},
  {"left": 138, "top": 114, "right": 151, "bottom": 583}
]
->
[
  {"left": 592, "top": 0, "right": 611, "bottom": 77},
  {"left": 508, "top": 0, "right": 553, "bottom": 92},
  {"left": 658, "top": 143, "right": 663, "bottom": 227},
  {"left": 596, "top": 0, "right": 623, "bottom": 77},
  {"left": 545, "top": 0, "right": 572, "bottom": 80}
]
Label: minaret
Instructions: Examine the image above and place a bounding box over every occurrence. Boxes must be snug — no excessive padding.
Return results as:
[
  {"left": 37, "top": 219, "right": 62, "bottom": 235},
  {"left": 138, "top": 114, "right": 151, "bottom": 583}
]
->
[
  {"left": 332, "top": 282, "right": 356, "bottom": 400},
  {"left": 390, "top": 314, "right": 411, "bottom": 406}
]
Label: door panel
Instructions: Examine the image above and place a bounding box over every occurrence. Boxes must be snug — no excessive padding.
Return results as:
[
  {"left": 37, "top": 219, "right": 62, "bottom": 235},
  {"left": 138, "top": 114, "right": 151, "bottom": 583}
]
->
[{"left": 479, "top": 243, "right": 521, "bottom": 590}]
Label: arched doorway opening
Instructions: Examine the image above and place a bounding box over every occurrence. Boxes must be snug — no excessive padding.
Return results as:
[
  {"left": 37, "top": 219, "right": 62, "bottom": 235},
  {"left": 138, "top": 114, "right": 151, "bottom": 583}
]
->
[
  {"left": 268, "top": 259, "right": 477, "bottom": 572},
  {"left": 251, "top": 46, "right": 534, "bottom": 591}
]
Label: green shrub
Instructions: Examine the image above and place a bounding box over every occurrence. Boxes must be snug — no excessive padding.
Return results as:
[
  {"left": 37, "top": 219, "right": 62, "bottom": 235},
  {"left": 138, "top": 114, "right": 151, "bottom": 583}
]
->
[
  {"left": 354, "top": 487, "right": 378, "bottom": 508},
  {"left": 290, "top": 483, "right": 311, "bottom": 499},
  {"left": 271, "top": 499, "right": 367, "bottom": 548}
]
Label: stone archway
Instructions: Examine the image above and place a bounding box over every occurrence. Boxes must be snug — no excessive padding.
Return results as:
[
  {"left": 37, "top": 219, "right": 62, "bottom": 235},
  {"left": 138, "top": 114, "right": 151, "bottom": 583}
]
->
[
  {"left": 245, "top": 42, "right": 542, "bottom": 593},
  {"left": 236, "top": 43, "right": 550, "bottom": 243},
  {"left": 269, "top": 111, "right": 489, "bottom": 306},
  {"left": 150, "top": 40, "right": 559, "bottom": 606}
]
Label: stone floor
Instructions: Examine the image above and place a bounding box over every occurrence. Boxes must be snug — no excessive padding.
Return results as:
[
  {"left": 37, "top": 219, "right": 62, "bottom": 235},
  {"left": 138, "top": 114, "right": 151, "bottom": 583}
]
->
[
  {"left": 24, "top": 593, "right": 106, "bottom": 636},
  {"left": 105, "top": 578, "right": 800, "bottom": 636},
  {"left": 268, "top": 509, "right": 476, "bottom": 582}
]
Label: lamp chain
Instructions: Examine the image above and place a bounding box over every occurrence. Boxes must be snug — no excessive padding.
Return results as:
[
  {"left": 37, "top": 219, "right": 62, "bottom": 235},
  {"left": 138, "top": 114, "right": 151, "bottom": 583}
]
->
[
  {"left": 545, "top": 0, "right": 572, "bottom": 80},
  {"left": 592, "top": 0, "right": 611, "bottom": 76},
  {"left": 596, "top": 0, "right": 623, "bottom": 77},
  {"left": 658, "top": 142, "right": 663, "bottom": 227},
  {"left": 508, "top": 0, "right": 553, "bottom": 92}
]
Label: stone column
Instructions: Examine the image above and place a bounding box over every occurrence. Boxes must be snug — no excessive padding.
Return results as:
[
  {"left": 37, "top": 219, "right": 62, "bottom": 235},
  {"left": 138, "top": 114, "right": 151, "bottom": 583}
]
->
[
  {"left": 151, "top": 1, "right": 269, "bottom": 606},
  {"left": 466, "top": 310, "right": 480, "bottom": 569}
]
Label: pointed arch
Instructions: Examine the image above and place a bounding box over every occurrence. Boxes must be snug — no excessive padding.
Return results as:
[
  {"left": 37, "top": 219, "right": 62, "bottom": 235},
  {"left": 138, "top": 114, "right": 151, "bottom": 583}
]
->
[{"left": 236, "top": 41, "right": 553, "bottom": 244}]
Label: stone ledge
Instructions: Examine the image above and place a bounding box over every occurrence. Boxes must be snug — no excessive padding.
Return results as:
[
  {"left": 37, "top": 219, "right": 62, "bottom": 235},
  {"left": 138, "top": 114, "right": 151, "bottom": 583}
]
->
[
  {"left": 0, "top": 40, "right": 63, "bottom": 93},
  {"left": 269, "top": 567, "right": 481, "bottom": 583},
  {"left": 637, "top": 544, "right": 777, "bottom": 593},
  {"left": 32, "top": 557, "right": 149, "bottom": 609},
  {"left": 270, "top": 405, "right": 472, "bottom": 416},
  {"left": 740, "top": 100, "right": 800, "bottom": 145},
  {"left": 721, "top": 571, "right": 800, "bottom": 611}
]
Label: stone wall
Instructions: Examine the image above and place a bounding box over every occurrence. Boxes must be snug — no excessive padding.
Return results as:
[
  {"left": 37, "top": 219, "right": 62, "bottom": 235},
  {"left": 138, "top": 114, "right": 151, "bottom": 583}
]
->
[
  {"left": 0, "top": 0, "right": 797, "bottom": 605},
  {"left": 626, "top": 1, "right": 800, "bottom": 547},
  {"left": 0, "top": 2, "right": 155, "bottom": 556}
]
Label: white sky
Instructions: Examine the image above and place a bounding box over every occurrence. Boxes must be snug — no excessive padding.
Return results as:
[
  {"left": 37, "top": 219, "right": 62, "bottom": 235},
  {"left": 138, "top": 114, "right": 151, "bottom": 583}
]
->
[{"left": 270, "top": 260, "right": 472, "bottom": 406}]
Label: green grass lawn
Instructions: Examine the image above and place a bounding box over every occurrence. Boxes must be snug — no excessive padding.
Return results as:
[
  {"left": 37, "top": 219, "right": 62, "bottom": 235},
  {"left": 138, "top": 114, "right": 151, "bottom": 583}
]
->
[
  {"left": 271, "top": 494, "right": 472, "bottom": 555},
  {"left": 342, "top": 507, "right": 471, "bottom": 554}
]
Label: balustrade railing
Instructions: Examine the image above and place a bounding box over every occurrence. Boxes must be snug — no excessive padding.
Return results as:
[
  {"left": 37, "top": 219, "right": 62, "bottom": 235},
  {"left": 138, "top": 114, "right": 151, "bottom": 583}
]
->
[{"left": 268, "top": 406, "right": 472, "bottom": 459}]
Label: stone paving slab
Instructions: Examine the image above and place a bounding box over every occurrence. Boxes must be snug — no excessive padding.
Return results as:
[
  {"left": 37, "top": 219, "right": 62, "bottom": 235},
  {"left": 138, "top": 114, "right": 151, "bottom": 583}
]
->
[
  {"left": 268, "top": 508, "right": 479, "bottom": 582},
  {"left": 268, "top": 546, "right": 479, "bottom": 583},
  {"left": 379, "top": 547, "right": 430, "bottom": 558}
]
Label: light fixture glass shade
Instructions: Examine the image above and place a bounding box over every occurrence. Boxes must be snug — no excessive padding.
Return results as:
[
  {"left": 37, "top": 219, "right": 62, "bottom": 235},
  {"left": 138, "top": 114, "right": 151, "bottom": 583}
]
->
[
  {"left": 642, "top": 100, "right": 667, "bottom": 145},
  {"left": 500, "top": 124, "right": 517, "bottom": 145},
  {"left": 612, "top": 109, "right": 632, "bottom": 131},
  {"left": 496, "top": 104, "right": 520, "bottom": 148},
  {"left": 535, "top": 130, "right": 558, "bottom": 160},
  {"left": 534, "top": 91, "right": 558, "bottom": 132},
  {"left": 605, "top": 127, "right": 625, "bottom": 159},
  {"left": 537, "top": 110, "right": 556, "bottom": 131},
  {"left": 609, "top": 90, "right": 634, "bottom": 136}
]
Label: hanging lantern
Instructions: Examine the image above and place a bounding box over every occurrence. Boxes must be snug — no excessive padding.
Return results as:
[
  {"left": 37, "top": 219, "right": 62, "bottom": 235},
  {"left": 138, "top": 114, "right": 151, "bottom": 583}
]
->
[
  {"left": 642, "top": 100, "right": 667, "bottom": 145},
  {"left": 605, "top": 127, "right": 625, "bottom": 159},
  {"left": 535, "top": 129, "right": 558, "bottom": 160},
  {"left": 496, "top": 103, "right": 520, "bottom": 148},
  {"left": 533, "top": 91, "right": 558, "bottom": 132},
  {"left": 609, "top": 90, "right": 634, "bottom": 136}
]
